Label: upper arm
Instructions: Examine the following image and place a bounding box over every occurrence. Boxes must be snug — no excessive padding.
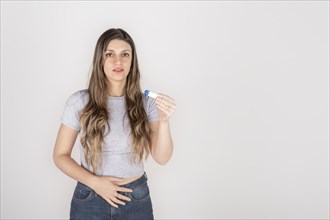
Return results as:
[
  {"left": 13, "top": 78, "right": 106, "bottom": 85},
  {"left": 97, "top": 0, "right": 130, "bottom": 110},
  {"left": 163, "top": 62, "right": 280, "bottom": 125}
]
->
[{"left": 53, "top": 123, "right": 79, "bottom": 158}]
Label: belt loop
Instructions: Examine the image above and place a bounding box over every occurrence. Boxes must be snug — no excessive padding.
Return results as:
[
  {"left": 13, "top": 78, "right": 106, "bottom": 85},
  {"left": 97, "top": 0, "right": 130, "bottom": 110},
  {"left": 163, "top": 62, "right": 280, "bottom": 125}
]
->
[{"left": 144, "top": 171, "right": 148, "bottom": 180}]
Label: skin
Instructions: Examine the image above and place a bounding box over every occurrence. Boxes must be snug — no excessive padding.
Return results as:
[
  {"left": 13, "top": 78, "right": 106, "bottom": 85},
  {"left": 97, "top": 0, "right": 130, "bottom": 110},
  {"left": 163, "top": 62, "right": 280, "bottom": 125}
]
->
[
  {"left": 53, "top": 39, "right": 176, "bottom": 208},
  {"left": 103, "top": 39, "right": 132, "bottom": 97}
]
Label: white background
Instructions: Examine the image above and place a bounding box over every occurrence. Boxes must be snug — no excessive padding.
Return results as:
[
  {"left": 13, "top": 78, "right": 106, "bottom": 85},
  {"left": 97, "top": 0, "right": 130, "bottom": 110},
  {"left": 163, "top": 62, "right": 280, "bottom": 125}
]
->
[{"left": 1, "top": 1, "right": 329, "bottom": 219}]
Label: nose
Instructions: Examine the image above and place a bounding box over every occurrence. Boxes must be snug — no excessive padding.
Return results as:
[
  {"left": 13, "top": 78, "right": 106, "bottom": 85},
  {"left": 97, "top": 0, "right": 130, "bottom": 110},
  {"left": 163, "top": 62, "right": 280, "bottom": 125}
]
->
[{"left": 114, "top": 56, "right": 122, "bottom": 64}]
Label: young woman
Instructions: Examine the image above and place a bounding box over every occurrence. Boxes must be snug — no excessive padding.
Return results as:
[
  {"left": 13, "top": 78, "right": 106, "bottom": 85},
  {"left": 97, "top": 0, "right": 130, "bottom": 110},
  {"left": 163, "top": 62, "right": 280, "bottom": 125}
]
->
[{"left": 53, "top": 28, "right": 176, "bottom": 219}]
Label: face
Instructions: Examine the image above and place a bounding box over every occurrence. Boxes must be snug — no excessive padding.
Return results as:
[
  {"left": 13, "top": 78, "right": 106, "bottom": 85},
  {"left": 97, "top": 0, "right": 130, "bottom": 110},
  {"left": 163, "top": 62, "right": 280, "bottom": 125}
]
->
[{"left": 103, "top": 39, "right": 132, "bottom": 84}]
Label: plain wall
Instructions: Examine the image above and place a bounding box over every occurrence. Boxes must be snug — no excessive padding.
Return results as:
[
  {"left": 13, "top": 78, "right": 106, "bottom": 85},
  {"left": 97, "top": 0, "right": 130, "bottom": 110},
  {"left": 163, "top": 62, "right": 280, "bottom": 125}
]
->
[{"left": 1, "top": 1, "right": 329, "bottom": 219}]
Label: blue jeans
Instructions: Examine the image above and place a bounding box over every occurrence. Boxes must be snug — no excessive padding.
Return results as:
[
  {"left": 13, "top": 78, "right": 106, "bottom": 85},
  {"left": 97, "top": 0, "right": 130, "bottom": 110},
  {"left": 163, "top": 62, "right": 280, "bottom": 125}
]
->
[{"left": 70, "top": 172, "right": 154, "bottom": 220}]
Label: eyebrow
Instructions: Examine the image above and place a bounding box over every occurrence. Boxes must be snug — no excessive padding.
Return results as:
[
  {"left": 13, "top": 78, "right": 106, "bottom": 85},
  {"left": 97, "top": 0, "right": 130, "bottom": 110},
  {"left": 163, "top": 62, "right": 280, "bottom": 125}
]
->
[{"left": 105, "top": 49, "right": 131, "bottom": 53}]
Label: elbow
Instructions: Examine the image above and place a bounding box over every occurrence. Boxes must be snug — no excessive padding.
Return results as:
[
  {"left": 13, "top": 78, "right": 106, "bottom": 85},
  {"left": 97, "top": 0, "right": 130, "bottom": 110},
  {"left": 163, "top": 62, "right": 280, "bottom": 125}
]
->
[
  {"left": 155, "top": 158, "right": 170, "bottom": 166},
  {"left": 150, "top": 147, "right": 173, "bottom": 166},
  {"left": 157, "top": 161, "right": 167, "bottom": 166},
  {"left": 52, "top": 150, "right": 67, "bottom": 168},
  {"left": 53, "top": 152, "right": 60, "bottom": 168}
]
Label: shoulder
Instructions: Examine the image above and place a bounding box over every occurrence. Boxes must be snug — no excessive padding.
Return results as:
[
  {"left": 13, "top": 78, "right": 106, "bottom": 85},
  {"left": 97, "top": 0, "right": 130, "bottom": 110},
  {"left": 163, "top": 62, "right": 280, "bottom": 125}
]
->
[{"left": 65, "top": 89, "right": 89, "bottom": 107}]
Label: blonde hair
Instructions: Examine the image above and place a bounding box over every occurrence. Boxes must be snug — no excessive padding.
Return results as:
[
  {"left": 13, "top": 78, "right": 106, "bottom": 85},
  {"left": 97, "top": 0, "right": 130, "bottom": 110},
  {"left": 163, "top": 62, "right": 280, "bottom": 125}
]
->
[{"left": 79, "top": 28, "right": 152, "bottom": 173}]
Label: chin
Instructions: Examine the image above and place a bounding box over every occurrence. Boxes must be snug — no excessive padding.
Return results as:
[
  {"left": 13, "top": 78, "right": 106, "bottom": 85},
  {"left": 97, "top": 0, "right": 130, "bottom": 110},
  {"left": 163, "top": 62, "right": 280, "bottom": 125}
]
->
[{"left": 108, "top": 76, "right": 128, "bottom": 82}]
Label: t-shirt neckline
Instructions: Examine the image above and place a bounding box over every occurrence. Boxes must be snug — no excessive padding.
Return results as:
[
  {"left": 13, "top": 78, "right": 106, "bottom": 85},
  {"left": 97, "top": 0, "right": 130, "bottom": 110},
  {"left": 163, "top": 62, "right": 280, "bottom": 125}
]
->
[{"left": 108, "top": 95, "right": 125, "bottom": 100}]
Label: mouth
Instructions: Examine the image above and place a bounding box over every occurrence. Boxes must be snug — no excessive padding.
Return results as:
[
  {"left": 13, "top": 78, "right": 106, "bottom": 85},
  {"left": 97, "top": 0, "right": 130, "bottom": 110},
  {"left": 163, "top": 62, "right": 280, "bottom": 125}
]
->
[{"left": 113, "top": 68, "right": 124, "bottom": 72}]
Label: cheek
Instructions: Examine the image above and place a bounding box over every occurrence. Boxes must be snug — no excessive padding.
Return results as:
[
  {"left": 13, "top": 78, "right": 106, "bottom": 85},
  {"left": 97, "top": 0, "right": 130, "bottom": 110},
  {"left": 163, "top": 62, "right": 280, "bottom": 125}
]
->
[
  {"left": 102, "top": 64, "right": 113, "bottom": 75},
  {"left": 103, "top": 59, "right": 112, "bottom": 68},
  {"left": 125, "top": 60, "right": 132, "bottom": 71},
  {"left": 125, "top": 58, "right": 132, "bottom": 66}
]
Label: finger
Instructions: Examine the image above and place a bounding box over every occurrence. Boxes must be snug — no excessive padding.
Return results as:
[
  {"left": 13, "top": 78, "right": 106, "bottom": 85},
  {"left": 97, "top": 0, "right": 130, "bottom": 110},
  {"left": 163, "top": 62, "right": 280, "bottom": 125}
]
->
[
  {"left": 157, "top": 101, "right": 175, "bottom": 112},
  {"left": 104, "top": 197, "right": 118, "bottom": 208},
  {"left": 111, "top": 196, "right": 126, "bottom": 206},
  {"left": 117, "top": 186, "right": 133, "bottom": 193},
  {"left": 156, "top": 98, "right": 174, "bottom": 108},
  {"left": 157, "top": 103, "right": 171, "bottom": 115},
  {"left": 156, "top": 98, "right": 176, "bottom": 110},
  {"left": 116, "top": 193, "right": 131, "bottom": 202},
  {"left": 156, "top": 95, "right": 176, "bottom": 106},
  {"left": 159, "top": 100, "right": 176, "bottom": 110},
  {"left": 157, "top": 93, "right": 175, "bottom": 102},
  {"left": 156, "top": 101, "right": 168, "bottom": 110},
  {"left": 156, "top": 100, "right": 176, "bottom": 110}
]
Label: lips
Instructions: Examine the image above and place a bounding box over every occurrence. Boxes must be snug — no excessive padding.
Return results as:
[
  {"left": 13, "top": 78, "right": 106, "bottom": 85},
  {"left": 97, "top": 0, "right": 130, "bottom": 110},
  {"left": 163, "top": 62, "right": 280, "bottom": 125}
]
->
[{"left": 113, "top": 68, "right": 124, "bottom": 72}]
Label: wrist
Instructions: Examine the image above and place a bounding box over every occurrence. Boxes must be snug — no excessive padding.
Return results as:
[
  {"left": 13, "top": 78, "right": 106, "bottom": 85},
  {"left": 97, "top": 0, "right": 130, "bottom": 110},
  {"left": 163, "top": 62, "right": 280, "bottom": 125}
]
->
[
  {"left": 159, "top": 119, "right": 170, "bottom": 125},
  {"left": 87, "top": 174, "right": 99, "bottom": 190}
]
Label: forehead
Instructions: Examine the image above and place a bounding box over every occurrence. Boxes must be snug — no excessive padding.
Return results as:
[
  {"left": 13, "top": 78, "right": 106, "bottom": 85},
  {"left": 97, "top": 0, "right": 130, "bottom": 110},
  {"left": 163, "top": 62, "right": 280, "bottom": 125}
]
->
[{"left": 105, "top": 39, "right": 132, "bottom": 51}]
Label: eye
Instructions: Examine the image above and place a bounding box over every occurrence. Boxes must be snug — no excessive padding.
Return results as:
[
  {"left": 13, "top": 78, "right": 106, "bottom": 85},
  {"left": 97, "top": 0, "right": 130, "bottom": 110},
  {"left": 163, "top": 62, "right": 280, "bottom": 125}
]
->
[
  {"left": 105, "top": 53, "right": 113, "bottom": 57},
  {"left": 123, "top": 53, "right": 130, "bottom": 57}
]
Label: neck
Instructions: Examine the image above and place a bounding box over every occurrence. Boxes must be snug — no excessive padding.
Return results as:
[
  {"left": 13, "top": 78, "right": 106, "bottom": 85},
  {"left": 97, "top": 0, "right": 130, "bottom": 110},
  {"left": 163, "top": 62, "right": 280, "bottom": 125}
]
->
[{"left": 107, "top": 80, "right": 126, "bottom": 97}]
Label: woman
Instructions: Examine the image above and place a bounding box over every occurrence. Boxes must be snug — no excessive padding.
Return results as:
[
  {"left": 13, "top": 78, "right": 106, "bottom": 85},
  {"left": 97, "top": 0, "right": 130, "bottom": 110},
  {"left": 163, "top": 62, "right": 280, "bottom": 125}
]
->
[{"left": 53, "top": 28, "right": 176, "bottom": 219}]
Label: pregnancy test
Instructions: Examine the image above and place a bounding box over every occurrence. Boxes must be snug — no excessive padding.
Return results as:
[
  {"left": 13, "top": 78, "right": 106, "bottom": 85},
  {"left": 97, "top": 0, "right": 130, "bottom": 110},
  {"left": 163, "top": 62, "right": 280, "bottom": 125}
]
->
[{"left": 144, "top": 90, "right": 158, "bottom": 99}]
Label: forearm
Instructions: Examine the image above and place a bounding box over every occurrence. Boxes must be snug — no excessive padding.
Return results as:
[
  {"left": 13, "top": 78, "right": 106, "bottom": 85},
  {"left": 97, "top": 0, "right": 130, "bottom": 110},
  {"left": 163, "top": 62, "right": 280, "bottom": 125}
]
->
[
  {"left": 152, "top": 121, "right": 173, "bottom": 165},
  {"left": 54, "top": 155, "right": 97, "bottom": 189}
]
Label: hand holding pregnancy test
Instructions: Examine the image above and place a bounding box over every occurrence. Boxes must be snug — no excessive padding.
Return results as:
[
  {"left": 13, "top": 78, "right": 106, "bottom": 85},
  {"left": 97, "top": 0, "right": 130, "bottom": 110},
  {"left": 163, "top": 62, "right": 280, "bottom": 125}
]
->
[{"left": 144, "top": 90, "right": 176, "bottom": 122}]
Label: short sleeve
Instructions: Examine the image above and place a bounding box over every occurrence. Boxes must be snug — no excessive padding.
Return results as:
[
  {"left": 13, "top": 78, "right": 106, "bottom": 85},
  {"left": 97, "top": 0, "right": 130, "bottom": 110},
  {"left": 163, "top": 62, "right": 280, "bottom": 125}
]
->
[
  {"left": 60, "top": 91, "right": 84, "bottom": 131},
  {"left": 145, "top": 95, "right": 160, "bottom": 122}
]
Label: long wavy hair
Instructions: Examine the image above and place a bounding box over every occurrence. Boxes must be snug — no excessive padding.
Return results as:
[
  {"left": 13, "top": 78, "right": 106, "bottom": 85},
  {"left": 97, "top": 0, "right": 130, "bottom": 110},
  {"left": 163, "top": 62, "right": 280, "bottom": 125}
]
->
[{"left": 79, "top": 28, "right": 152, "bottom": 174}]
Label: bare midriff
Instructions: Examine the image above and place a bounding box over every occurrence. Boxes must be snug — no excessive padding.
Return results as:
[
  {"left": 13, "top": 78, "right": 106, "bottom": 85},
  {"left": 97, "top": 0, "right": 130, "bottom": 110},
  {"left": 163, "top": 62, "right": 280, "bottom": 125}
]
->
[{"left": 116, "top": 174, "right": 143, "bottom": 186}]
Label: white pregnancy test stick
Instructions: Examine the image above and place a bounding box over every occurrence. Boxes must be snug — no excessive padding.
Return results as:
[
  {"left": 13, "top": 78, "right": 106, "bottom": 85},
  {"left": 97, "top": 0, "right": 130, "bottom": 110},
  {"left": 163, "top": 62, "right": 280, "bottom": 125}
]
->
[{"left": 144, "top": 90, "right": 158, "bottom": 98}]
